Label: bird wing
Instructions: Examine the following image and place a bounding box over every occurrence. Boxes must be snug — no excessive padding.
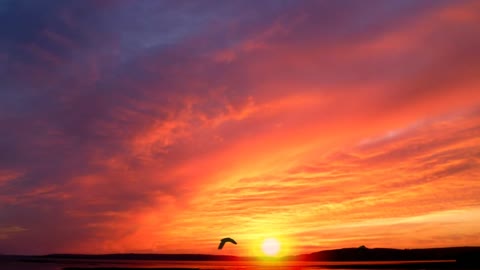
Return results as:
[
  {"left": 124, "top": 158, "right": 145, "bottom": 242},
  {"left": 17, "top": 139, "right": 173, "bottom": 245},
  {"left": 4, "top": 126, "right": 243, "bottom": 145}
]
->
[
  {"left": 218, "top": 237, "right": 237, "bottom": 250},
  {"left": 222, "top": 237, "right": 237, "bottom": 245},
  {"left": 218, "top": 240, "right": 226, "bottom": 249}
]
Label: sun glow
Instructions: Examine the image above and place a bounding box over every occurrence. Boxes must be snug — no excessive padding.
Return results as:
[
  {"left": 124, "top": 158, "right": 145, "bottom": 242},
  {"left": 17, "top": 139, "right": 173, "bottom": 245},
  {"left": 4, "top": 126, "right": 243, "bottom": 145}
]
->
[{"left": 261, "top": 238, "right": 281, "bottom": 256}]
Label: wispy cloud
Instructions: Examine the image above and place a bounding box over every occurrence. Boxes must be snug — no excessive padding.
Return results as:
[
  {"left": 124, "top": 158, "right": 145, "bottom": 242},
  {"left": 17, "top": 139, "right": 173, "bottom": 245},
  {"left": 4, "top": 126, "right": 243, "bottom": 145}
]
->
[{"left": 0, "top": 226, "right": 27, "bottom": 240}]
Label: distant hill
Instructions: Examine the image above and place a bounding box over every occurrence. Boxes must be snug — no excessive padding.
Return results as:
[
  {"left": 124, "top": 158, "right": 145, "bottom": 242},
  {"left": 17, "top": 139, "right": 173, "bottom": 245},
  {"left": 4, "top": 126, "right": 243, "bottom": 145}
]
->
[
  {"left": 293, "top": 246, "right": 480, "bottom": 262},
  {"left": 6, "top": 246, "right": 480, "bottom": 264}
]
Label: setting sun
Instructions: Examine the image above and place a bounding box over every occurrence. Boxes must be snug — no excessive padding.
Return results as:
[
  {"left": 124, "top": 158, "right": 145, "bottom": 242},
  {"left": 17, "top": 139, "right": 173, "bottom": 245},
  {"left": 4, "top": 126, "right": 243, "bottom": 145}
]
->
[{"left": 261, "top": 238, "right": 281, "bottom": 256}]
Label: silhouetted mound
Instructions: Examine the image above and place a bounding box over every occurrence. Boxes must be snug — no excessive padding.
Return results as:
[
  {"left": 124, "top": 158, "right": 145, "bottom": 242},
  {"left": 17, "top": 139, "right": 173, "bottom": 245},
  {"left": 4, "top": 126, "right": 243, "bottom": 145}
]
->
[
  {"left": 296, "top": 246, "right": 480, "bottom": 262},
  {"left": 7, "top": 246, "right": 479, "bottom": 266}
]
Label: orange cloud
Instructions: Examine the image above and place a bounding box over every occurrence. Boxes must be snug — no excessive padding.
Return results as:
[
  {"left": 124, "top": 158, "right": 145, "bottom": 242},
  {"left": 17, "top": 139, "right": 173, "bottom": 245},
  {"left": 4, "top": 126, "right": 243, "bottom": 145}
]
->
[{"left": 149, "top": 108, "right": 480, "bottom": 255}]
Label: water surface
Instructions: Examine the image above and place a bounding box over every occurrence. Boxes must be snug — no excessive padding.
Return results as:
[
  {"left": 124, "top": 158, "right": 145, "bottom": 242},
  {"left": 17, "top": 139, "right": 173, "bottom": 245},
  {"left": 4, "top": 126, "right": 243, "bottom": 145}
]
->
[{"left": 0, "top": 258, "right": 459, "bottom": 270}]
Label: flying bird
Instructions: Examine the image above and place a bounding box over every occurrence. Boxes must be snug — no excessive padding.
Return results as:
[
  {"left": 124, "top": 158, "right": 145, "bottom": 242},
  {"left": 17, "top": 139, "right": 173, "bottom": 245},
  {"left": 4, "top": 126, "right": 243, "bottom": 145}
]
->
[{"left": 218, "top": 237, "right": 237, "bottom": 249}]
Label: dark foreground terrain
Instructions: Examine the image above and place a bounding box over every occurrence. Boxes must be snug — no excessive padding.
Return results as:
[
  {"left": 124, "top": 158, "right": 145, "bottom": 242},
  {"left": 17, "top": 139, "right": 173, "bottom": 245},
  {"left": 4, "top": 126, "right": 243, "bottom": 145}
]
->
[
  {"left": 1, "top": 246, "right": 480, "bottom": 270},
  {"left": 28, "top": 246, "right": 480, "bottom": 262}
]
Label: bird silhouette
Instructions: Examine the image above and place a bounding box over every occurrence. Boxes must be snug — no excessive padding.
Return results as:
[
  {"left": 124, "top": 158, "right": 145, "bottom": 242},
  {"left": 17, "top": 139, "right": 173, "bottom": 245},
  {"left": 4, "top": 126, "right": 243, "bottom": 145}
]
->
[{"left": 218, "top": 237, "right": 237, "bottom": 249}]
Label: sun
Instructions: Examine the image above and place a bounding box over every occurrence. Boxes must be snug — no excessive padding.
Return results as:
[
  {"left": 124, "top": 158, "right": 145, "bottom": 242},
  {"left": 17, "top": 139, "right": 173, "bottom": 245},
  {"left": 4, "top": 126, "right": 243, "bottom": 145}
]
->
[{"left": 261, "top": 238, "right": 281, "bottom": 256}]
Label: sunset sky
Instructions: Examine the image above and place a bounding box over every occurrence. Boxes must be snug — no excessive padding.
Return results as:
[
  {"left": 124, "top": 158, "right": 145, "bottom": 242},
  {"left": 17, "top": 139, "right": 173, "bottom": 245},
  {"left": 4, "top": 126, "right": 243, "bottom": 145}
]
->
[{"left": 1, "top": 0, "right": 480, "bottom": 256}]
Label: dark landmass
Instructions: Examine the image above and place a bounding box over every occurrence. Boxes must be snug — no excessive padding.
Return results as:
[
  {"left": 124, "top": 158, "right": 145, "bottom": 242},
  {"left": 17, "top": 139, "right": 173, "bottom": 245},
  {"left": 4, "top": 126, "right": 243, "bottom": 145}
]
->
[
  {"left": 2, "top": 246, "right": 479, "bottom": 269},
  {"left": 310, "top": 261, "right": 458, "bottom": 269},
  {"left": 292, "top": 246, "right": 480, "bottom": 262},
  {"left": 36, "top": 246, "right": 480, "bottom": 262}
]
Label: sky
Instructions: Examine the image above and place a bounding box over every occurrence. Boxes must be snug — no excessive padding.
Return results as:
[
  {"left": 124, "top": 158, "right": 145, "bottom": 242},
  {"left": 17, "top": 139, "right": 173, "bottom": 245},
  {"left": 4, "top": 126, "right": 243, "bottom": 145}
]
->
[{"left": 0, "top": 0, "right": 480, "bottom": 256}]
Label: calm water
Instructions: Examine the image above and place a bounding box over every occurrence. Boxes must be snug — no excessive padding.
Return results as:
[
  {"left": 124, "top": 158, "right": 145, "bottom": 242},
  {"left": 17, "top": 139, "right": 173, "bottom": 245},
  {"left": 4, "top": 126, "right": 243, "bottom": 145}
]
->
[{"left": 0, "top": 259, "right": 458, "bottom": 270}]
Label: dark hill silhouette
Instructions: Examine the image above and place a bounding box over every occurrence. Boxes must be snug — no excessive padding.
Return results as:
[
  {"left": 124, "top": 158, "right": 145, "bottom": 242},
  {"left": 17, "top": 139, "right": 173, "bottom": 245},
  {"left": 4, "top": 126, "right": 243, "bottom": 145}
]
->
[
  {"left": 6, "top": 246, "right": 480, "bottom": 267},
  {"left": 293, "top": 246, "right": 480, "bottom": 262}
]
